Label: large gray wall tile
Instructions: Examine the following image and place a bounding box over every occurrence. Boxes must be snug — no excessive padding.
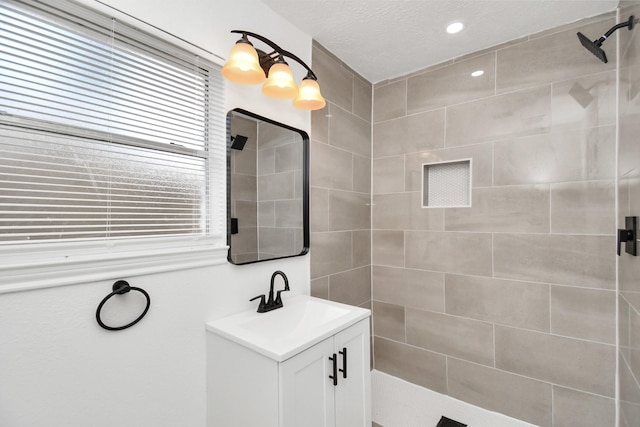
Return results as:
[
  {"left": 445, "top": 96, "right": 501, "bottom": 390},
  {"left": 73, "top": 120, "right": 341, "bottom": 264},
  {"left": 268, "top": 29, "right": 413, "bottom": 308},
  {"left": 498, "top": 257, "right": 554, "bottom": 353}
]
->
[
  {"left": 619, "top": 238, "right": 640, "bottom": 292},
  {"left": 494, "top": 233, "right": 615, "bottom": 289},
  {"left": 620, "top": 352, "right": 640, "bottom": 424},
  {"left": 550, "top": 180, "right": 615, "bottom": 235},
  {"left": 448, "top": 358, "right": 552, "bottom": 427},
  {"left": 374, "top": 337, "right": 447, "bottom": 393},
  {"left": 373, "top": 80, "right": 406, "bottom": 122},
  {"left": 310, "top": 141, "right": 353, "bottom": 191},
  {"left": 406, "top": 308, "right": 494, "bottom": 366},
  {"left": 353, "top": 154, "right": 371, "bottom": 194},
  {"left": 257, "top": 200, "right": 275, "bottom": 227},
  {"left": 551, "top": 71, "right": 617, "bottom": 131},
  {"left": 493, "top": 126, "right": 616, "bottom": 186},
  {"left": 329, "top": 105, "right": 371, "bottom": 158},
  {"left": 445, "top": 86, "right": 551, "bottom": 147},
  {"left": 258, "top": 227, "right": 295, "bottom": 256},
  {"left": 258, "top": 171, "right": 295, "bottom": 200},
  {"left": 495, "top": 326, "right": 615, "bottom": 396},
  {"left": 553, "top": 386, "right": 615, "bottom": 427},
  {"left": 551, "top": 286, "right": 616, "bottom": 344},
  {"left": 274, "top": 200, "right": 302, "bottom": 228},
  {"left": 353, "top": 75, "right": 372, "bottom": 121},
  {"left": 311, "top": 108, "right": 329, "bottom": 143},
  {"left": 445, "top": 274, "right": 550, "bottom": 332},
  {"left": 405, "top": 231, "right": 492, "bottom": 276},
  {"left": 275, "top": 142, "right": 302, "bottom": 173},
  {"left": 618, "top": 113, "right": 640, "bottom": 178},
  {"left": 233, "top": 147, "right": 258, "bottom": 175},
  {"left": 310, "top": 187, "right": 329, "bottom": 232},
  {"left": 372, "top": 230, "right": 404, "bottom": 267},
  {"left": 310, "top": 231, "right": 352, "bottom": 278},
  {"left": 626, "top": 302, "right": 640, "bottom": 384},
  {"left": 329, "top": 266, "right": 371, "bottom": 306},
  {"left": 373, "top": 109, "right": 445, "bottom": 158},
  {"left": 231, "top": 173, "right": 257, "bottom": 202},
  {"left": 373, "top": 301, "right": 405, "bottom": 342},
  {"left": 352, "top": 230, "right": 371, "bottom": 268},
  {"left": 445, "top": 185, "right": 550, "bottom": 233},
  {"left": 372, "top": 193, "right": 444, "bottom": 231},
  {"left": 329, "top": 190, "right": 371, "bottom": 231},
  {"left": 373, "top": 156, "right": 405, "bottom": 194},
  {"left": 311, "top": 276, "right": 329, "bottom": 299},
  {"left": 407, "top": 52, "right": 496, "bottom": 114},
  {"left": 235, "top": 200, "right": 258, "bottom": 227},
  {"left": 373, "top": 265, "right": 444, "bottom": 312}
]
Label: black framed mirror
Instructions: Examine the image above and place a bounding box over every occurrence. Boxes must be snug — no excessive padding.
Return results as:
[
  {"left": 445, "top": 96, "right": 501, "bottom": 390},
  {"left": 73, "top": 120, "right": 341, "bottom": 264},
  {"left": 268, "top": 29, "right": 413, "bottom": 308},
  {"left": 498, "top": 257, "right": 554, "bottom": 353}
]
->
[{"left": 227, "top": 109, "right": 309, "bottom": 264}]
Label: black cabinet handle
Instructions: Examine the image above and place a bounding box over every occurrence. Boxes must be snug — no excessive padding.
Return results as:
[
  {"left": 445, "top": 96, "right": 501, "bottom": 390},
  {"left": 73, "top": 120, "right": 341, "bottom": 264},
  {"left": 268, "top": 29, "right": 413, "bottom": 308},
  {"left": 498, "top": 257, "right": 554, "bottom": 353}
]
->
[
  {"left": 339, "top": 347, "right": 347, "bottom": 379},
  {"left": 328, "top": 353, "right": 338, "bottom": 386}
]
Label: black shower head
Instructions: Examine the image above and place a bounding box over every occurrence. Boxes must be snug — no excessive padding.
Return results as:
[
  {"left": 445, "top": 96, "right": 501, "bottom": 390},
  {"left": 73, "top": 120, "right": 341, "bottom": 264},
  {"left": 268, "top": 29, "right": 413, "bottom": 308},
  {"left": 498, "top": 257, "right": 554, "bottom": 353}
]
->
[
  {"left": 230, "top": 134, "right": 248, "bottom": 150},
  {"left": 577, "top": 15, "right": 637, "bottom": 64},
  {"left": 577, "top": 31, "right": 608, "bottom": 63}
]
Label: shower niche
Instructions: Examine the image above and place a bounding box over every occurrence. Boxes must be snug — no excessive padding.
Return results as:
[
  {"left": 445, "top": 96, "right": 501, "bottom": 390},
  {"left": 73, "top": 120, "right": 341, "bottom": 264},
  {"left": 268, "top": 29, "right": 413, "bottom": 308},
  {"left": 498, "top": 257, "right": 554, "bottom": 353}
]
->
[{"left": 422, "top": 159, "right": 472, "bottom": 208}]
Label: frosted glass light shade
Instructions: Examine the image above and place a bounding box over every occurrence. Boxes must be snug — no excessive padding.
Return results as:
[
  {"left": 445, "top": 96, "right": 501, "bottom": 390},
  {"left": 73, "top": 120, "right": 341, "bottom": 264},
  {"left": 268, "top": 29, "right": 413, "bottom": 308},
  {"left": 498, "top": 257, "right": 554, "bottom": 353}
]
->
[
  {"left": 262, "top": 63, "right": 298, "bottom": 99},
  {"left": 222, "top": 42, "right": 266, "bottom": 85},
  {"left": 293, "top": 78, "right": 326, "bottom": 110}
]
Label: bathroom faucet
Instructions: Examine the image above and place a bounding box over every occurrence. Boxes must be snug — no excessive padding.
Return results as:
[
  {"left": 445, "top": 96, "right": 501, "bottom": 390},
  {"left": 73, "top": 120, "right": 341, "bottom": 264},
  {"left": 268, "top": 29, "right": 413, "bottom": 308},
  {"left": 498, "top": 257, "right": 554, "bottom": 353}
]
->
[{"left": 250, "top": 270, "right": 290, "bottom": 313}]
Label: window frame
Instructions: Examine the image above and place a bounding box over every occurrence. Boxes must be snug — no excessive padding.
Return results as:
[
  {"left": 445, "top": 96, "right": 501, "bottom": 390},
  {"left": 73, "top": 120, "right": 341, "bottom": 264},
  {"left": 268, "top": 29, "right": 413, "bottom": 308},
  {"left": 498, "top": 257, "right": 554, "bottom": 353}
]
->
[{"left": 0, "top": 0, "right": 228, "bottom": 294}]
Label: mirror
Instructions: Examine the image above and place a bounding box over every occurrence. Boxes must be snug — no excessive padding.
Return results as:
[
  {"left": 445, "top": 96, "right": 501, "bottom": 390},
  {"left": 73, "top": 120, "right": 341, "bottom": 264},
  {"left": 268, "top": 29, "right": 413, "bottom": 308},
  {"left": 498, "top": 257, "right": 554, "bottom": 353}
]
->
[{"left": 227, "top": 109, "right": 309, "bottom": 264}]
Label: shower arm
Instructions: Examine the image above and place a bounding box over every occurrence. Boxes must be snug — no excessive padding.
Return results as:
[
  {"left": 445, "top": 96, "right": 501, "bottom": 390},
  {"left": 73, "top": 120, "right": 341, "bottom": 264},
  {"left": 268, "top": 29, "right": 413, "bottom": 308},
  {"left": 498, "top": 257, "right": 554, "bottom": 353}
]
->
[{"left": 594, "top": 15, "right": 636, "bottom": 46}]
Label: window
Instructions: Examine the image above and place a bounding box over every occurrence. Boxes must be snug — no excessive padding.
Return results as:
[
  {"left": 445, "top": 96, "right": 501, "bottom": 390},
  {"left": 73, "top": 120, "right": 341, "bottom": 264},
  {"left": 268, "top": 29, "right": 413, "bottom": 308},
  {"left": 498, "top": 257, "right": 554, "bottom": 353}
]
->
[{"left": 0, "top": 0, "right": 226, "bottom": 291}]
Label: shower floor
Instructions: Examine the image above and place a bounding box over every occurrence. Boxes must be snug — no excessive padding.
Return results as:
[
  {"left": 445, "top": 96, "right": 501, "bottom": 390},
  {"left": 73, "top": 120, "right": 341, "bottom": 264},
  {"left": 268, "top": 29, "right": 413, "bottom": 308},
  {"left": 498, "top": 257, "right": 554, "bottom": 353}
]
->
[{"left": 371, "top": 370, "right": 538, "bottom": 427}]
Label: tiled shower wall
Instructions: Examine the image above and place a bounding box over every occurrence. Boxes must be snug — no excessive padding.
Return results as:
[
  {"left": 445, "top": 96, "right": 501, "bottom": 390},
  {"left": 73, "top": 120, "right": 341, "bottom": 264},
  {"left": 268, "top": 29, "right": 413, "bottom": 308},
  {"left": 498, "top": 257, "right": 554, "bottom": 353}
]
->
[
  {"left": 371, "top": 13, "right": 619, "bottom": 427},
  {"left": 618, "top": 2, "right": 640, "bottom": 426},
  {"left": 256, "top": 122, "right": 304, "bottom": 259},
  {"left": 229, "top": 115, "right": 258, "bottom": 262},
  {"left": 309, "top": 42, "right": 372, "bottom": 308}
]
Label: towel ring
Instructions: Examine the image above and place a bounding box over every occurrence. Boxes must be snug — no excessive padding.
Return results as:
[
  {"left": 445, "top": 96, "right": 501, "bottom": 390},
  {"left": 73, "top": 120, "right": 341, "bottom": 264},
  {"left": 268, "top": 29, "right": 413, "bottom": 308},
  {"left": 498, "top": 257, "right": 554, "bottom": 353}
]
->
[{"left": 96, "top": 280, "right": 150, "bottom": 331}]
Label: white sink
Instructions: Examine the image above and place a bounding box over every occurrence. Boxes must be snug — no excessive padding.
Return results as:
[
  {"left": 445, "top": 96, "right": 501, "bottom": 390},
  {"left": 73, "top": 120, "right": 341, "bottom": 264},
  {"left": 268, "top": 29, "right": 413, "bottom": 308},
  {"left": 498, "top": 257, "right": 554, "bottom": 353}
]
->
[{"left": 206, "top": 295, "right": 370, "bottom": 362}]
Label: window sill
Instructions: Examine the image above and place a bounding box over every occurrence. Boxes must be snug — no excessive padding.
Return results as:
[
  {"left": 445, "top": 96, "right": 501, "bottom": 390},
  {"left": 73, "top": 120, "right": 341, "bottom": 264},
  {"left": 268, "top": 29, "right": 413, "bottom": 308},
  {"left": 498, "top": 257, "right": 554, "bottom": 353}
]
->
[{"left": 0, "top": 239, "right": 229, "bottom": 294}]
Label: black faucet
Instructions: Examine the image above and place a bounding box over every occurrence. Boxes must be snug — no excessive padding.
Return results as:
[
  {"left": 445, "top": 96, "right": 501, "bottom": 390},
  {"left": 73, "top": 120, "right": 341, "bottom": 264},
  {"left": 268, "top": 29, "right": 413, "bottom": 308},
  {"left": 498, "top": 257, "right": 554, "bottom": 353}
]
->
[{"left": 250, "top": 270, "right": 290, "bottom": 313}]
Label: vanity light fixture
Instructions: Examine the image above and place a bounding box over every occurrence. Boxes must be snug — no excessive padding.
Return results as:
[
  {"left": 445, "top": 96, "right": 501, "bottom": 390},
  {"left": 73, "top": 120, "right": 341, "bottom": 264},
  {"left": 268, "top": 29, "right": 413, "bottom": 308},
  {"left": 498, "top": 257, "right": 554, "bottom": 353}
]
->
[{"left": 222, "top": 31, "right": 326, "bottom": 110}]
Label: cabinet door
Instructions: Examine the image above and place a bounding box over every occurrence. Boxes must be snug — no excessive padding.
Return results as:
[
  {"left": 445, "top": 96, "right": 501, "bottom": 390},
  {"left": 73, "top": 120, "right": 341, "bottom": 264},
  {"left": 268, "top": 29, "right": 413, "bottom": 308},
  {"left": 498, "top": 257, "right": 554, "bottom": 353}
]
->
[
  {"left": 334, "top": 319, "right": 371, "bottom": 427},
  {"left": 280, "top": 337, "right": 336, "bottom": 427}
]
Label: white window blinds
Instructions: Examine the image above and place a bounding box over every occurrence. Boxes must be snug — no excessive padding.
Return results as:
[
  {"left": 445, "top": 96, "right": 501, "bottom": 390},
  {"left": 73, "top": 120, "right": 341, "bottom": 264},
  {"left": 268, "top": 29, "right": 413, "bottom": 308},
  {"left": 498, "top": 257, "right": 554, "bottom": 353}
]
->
[{"left": 0, "top": 0, "right": 225, "bottom": 243}]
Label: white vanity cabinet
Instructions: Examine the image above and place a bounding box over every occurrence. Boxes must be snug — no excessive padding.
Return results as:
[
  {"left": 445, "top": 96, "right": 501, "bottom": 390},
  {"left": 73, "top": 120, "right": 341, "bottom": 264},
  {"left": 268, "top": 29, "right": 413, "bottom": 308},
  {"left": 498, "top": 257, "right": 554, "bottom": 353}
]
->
[
  {"left": 281, "top": 319, "right": 370, "bottom": 427},
  {"left": 206, "top": 295, "right": 371, "bottom": 427}
]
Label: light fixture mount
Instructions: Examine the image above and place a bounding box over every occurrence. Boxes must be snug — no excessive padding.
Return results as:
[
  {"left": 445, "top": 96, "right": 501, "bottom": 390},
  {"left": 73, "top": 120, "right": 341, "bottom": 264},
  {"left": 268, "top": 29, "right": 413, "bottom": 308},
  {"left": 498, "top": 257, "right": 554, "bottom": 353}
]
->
[{"left": 231, "top": 30, "right": 319, "bottom": 80}]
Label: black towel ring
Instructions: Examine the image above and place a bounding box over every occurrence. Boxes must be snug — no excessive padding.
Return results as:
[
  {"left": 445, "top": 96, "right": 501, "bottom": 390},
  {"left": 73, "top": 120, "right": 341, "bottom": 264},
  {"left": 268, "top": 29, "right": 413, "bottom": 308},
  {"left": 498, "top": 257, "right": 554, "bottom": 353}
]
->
[{"left": 96, "top": 280, "right": 150, "bottom": 331}]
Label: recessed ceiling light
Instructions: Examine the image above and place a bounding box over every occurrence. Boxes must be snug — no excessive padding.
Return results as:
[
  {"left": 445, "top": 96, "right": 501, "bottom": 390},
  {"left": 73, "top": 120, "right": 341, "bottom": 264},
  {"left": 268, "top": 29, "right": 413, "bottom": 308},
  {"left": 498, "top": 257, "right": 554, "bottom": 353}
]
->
[
  {"left": 471, "top": 70, "right": 484, "bottom": 77},
  {"left": 446, "top": 22, "right": 464, "bottom": 34}
]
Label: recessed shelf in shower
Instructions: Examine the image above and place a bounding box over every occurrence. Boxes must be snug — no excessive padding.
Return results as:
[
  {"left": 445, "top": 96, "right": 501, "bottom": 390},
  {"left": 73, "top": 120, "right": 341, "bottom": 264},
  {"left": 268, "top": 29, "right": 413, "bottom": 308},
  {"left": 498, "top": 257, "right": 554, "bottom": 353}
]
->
[{"left": 422, "top": 159, "right": 472, "bottom": 208}]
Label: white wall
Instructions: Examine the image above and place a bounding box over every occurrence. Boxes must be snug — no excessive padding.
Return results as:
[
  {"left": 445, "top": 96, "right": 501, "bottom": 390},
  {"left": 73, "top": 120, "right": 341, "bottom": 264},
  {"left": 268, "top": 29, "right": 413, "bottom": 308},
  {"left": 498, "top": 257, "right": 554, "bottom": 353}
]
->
[{"left": 0, "top": 1, "right": 312, "bottom": 426}]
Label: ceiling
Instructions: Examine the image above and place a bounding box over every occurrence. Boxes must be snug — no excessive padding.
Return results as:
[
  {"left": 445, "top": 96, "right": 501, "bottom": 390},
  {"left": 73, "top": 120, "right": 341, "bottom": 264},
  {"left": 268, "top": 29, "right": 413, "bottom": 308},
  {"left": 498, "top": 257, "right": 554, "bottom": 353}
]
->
[{"left": 260, "top": 0, "right": 619, "bottom": 83}]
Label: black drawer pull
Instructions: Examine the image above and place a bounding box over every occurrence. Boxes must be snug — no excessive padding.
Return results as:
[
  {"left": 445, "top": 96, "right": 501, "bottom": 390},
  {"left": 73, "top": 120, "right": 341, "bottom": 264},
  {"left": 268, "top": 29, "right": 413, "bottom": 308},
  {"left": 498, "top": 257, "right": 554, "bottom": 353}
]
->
[
  {"left": 328, "top": 353, "right": 338, "bottom": 386},
  {"left": 339, "top": 347, "right": 347, "bottom": 379}
]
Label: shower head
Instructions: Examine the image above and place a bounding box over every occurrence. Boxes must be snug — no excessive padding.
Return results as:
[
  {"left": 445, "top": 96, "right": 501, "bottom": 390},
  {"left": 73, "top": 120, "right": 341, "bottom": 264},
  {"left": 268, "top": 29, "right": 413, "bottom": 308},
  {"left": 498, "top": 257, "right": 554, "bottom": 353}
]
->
[
  {"left": 577, "top": 31, "right": 607, "bottom": 63},
  {"left": 577, "top": 15, "right": 637, "bottom": 64},
  {"left": 230, "top": 134, "right": 248, "bottom": 150}
]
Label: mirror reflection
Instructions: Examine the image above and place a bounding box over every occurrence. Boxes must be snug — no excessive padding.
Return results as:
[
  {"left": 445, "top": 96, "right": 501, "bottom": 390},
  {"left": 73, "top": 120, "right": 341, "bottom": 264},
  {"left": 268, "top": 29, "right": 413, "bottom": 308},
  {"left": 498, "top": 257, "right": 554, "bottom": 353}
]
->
[{"left": 227, "top": 109, "right": 309, "bottom": 264}]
